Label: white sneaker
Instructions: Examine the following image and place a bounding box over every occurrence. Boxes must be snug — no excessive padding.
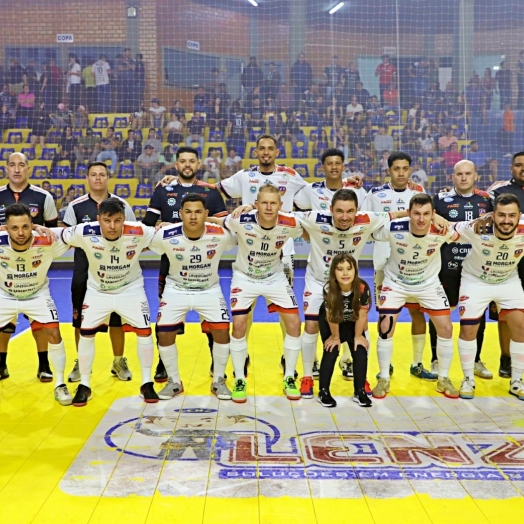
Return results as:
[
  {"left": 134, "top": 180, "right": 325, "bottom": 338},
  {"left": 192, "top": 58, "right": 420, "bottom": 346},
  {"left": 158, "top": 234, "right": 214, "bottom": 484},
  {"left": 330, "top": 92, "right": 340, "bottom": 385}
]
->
[
  {"left": 54, "top": 384, "right": 73, "bottom": 406},
  {"left": 68, "top": 359, "right": 80, "bottom": 382},
  {"left": 158, "top": 377, "right": 184, "bottom": 400},
  {"left": 211, "top": 376, "right": 232, "bottom": 400},
  {"left": 474, "top": 361, "right": 493, "bottom": 380},
  {"left": 509, "top": 379, "right": 524, "bottom": 400},
  {"left": 430, "top": 360, "right": 438, "bottom": 375},
  {"left": 111, "top": 357, "right": 132, "bottom": 381},
  {"left": 459, "top": 377, "right": 475, "bottom": 399}
]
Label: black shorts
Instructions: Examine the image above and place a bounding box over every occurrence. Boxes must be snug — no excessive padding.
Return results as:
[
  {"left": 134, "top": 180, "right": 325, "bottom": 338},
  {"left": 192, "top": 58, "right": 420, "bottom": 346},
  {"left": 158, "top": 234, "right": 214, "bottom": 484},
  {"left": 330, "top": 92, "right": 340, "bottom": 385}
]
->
[
  {"left": 438, "top": 268, "right": 462, "bottom": 308},
  {"left": 488, "top": 257, "right": 524, "bottom": 321}
]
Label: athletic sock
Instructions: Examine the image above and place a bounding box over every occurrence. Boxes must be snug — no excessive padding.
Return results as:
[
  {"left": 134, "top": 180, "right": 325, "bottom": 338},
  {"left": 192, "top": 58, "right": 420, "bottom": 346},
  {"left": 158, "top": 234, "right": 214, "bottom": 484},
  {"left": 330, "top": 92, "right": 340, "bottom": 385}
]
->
[
  {"left": 428, "top": 319, "right": 438, "bottom": 362},
  {"left": 283, "top": 334, "right": 301, "bottom": 379},
  {"left": 412, "top": 334, "right": 426, "bottom": 366},
  {"left": 340, "top": 341, "right": 352, "bottom": 362},
  {"left": 436, "top": 336, "right": 454, "bottom": 379},
  {"left": 475, "top": 314, "right": 486, "bottom": 362},
  {"left": 230, "top": 335, "right": 248, "bottom": 380},
  {"left": 137, "top": 335, "right": 154, "bottom": 385},
  {"left": 78, "top": 336, "right": 95, "bottom": 388},
  {"left": 48, "top": 341, "right": 66, "bottom": 386},
  {"left": 377, "top": 338, "right": 393, "bottom": 379},
  {"left": 212, "top": 342, "right": 230, "bottom": 382},
  {"left": 458, "top": 338, "right": 476, "bottom": 379},
  {"left": 37, "top": 350, "right": 50, "bottom": 369},
  {"left": 509, "top": 340, "right": 524, "bottom": 382},
  {"left": 301, "top": 331, "right": 318, "bottom": 378},
  {"left": 158, "top": 344, "right": 181, "bottom": 383}
]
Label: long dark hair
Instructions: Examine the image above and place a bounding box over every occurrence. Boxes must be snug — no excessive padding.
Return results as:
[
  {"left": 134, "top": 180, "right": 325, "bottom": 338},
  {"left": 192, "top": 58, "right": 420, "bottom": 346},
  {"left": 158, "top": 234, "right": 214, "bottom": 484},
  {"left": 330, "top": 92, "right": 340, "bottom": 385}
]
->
[{"left": 323, "top": 253, "right": 362, "bottom": 323}]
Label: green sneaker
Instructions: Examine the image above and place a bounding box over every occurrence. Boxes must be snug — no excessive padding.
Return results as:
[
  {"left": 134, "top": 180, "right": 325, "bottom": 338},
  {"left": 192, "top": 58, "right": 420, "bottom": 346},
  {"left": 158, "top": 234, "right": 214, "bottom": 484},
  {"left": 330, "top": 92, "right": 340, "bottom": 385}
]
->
[
  {"left": 283, "top": 376, "right": 301, "bottom": 400},
  {"left": 232, "top": 379, "right": 247, "bottom": 403}
]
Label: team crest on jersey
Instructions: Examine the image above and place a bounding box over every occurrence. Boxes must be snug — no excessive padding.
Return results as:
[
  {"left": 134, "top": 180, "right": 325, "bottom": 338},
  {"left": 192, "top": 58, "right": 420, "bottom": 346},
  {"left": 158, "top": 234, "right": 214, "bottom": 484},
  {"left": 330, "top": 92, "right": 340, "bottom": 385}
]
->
[
  {"left": 379, "top": 295, "right": 386, "bottom": 306},
  {"left": 32, "top": 260, "right": 41, "bottom": 267},
  {"left": 230, "top": 297, "right": 238, "bottom": 307},
  {"left": 167, "top": 198, "right": 176, "bottom": 206},
  {"left": 303, "top": 302, "right": 308, "bottom": 311},
  {"left": 426, "top": 249, "right": 435, "bottom": 256},
  {"left": 278, "top": 186, "right": 287, "bottom": 196},
  {"left": 352, "top": 237, "right": 361, "bottom": 245},
  {"left": 126, "top": 250, "right": 136, "bottom": 260},
  {"left": 207, "top": 250, "right": 216, "bottom": 259},
  {"left": 29, "top": 205, "right": 39, "bottom": 217},
  {"left": 275, "top": 241, "right": 284, "bottom": 249},
  {"left": 459, "top": 306, "right": 466, "bottom": 317},
  {"left": 479, "top": 208, "right": 486, "bottom": 215},
  {"left": 515, "top": 249, "right": 523, "bottom": 258}
]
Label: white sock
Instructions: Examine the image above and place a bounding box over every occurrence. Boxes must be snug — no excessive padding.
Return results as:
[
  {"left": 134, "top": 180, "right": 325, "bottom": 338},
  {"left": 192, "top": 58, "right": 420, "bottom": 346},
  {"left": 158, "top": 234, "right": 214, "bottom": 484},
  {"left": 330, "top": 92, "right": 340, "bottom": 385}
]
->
[
  {"left": 158, "top": 344, "right": 181, "bottom": 383},
  {"left": 436, "top": 336, "right": 454, "bottom": 379},
  {"left": 78, "top": 336, "right": 95, "bottom": 388},
  {"left": 212, "top": 342, "right": 230, "bottom": 382},
  {"left": 458, "top": 338, "right": 476, "bottom": 379},
  {"left": 230, "top": 336, "right": 247, "bottom": 380},
  {"left": 340, "top": 341, "right": 352, "bottom": 362},
  {"left": 48, "top": 340, "right": 66, "bottom": 387},
  {"left": 412, "top": 334, "right": 425, "bottom": 366},
  {"left": 377, "top": 338, "right": 393, "bottom": 379},
  {"left": 509, "top": 340, "right": 524, "bottom": 382},
  {"left": 301, "top": 331, "right": 318, "bottom": 377},
  {"left": 284, "top": 334, "right": 301, "bottom": 379},
  {"left": 137, "top": 335, "right": 154, "bottom": 385}
]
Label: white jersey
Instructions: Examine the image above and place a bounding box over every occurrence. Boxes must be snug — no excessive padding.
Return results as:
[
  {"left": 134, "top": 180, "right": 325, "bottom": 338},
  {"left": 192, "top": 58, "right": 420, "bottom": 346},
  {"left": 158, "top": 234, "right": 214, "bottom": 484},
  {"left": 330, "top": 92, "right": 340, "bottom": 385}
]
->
[
  {"left": 0, "top": 229, "right": 68, "bottom": 299},
  {"left": 92, "top": 60, "right": 110, "bottom": 86},
  {"left": 224, "top": 211, "right": 303, "bottom": 280},
  {"left": 61, "top": 221, "right": 154, "bottom": 293},
  {"left": 294, "top": 178, "right": 367, "bottom": 211},
  {"left": 149, "top": 222, "right": 237, "bottom": 291},
  {"left": 373, "top": 218, "right": 456, "bottom": 291},
  {"left": 455, "top": 220, "right": 524, "bottom": 284},
  {"left": 297, "top": 210, "right": 391, "bottom": 283},
  {"left": 361, "top": 182, "right": 425, "bottom": 270}
]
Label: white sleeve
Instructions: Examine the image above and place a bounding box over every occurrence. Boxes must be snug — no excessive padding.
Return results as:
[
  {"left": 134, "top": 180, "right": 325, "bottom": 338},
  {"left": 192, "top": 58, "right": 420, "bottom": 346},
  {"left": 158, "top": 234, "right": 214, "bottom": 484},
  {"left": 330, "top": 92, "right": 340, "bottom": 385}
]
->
[
  {"left": 371, "top": 225, "right": 389, "bottom": 242},
  {"left": 147, "top": 229, "right": 165, "bottom": 255},
  {"left": 223, "top": 215, "right": 240, "bottom": 233},
  {"left": 224, "top": 229, "right": 238, "bottom": 250},
  {"left": 294, "top": 186, "right": 312, "bottom": 210},
  {"left": 43, "top": 193, "right": 58, "bottom": 222},
  {"left": 452, "top": 221, "right": 473, "bottom": 243},
  {"left": 50, "top": 229, "right": 70, "bottom": 257},
  {"left": 60, "top": 225, "right": 83, "bottom": 248},
  {"left": 62, "top": 203, "right": 77, "bottom": 226},
  {"left": 359, "top": 192, "right": 374, "bottom": 212},
  {"left": 219, "top": 170, "right": 244, "bottom": 199},
  {"left": 140, "top": 224, "right": 156, "bottom": 248},
  {"left": 368, "top": 212, "right": 391, "bottom": 233}
]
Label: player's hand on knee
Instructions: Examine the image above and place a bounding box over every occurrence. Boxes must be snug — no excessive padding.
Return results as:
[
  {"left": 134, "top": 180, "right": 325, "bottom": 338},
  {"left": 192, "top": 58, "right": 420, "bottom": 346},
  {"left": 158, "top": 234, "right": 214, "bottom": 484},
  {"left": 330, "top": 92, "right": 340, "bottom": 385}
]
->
[
  {"left": 324, "top": 336, "right": 340, "bottom": 352},
  {"left": 355, "top": 335, "right": 369, "bottom": 351}
]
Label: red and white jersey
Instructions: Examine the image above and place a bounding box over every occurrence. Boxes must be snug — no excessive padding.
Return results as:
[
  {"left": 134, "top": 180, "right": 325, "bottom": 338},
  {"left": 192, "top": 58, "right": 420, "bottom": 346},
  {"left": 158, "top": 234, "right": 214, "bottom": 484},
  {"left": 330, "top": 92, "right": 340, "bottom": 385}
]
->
[
  {"left": 218, "top": 165, "right": 307, "bottom": 211},
  {"left": 455, "top": 220, "right": 524, "bottom": 284},
  {"left": 224, "top": 211, "right": 303, "bottom": 280},
  {"left": 372, "top": 218, "right": 456, "bottom": 291},
  {"left": 149, "top": 222, "right": 237, "bottom": 291},
  {"left": 361, "top": 182, "right": 425, "bottom": 270},
  {"left": 294, "top": 178, "right": 367, "bottom": 211},
  {"left": 297, "top": 210, "right": 391, "bottom": 283},
  {"left": 0, "top": 229, "right": 68, "bottom": 298},
  {"left": 61, "top": 221, "right": 155, "bottom": 293}
]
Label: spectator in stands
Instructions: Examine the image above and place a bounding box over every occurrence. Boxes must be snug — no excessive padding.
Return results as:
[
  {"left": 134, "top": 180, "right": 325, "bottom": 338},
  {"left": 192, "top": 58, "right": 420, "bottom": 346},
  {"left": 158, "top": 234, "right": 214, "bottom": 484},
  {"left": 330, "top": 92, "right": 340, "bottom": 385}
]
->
[
  {"left": 264, "top": 97, "right": 276, "bottom": 115},
  {"left": 326, "top": 82, "right": 345, "bottom": 121},
  {"left": 170, "top": 99, "right": 186, "bottom": 119},
  {"left": 77, "top": 128, "right": 98, "bottom": 164},
  {"left": 247, "top": 98, "right": 265, "bottom": 132},
  {"left": 342, "top": 61, "right": 361, "bottom": 102},
  {"left": 350, "top": 81, "right": 370, "bottom": 106},
  {"left": 264, "top": 62, "right": 282, "bottom": 100},
  {"left": 437, "top": 127, "right": 458, "bottom": 152},
  {"left": 41, "top": 180, "right": 58, "bottom": 203},
  {"left": 119, "top": 129, "right": 142, "bottom": 163},
  {"left": 353, "top": 126, "right": 372, "bottom": 159},
  {"left": 0, "top": 84, "right": 14, "bottom": 112},
  {"left": 222, "top": 147, "right": 241, "bottom": 180},
  {"left": 378, "top": 150, "right": 391, "bottom": 184},
  {"left": 158, "top": 144, "right": 177, "bottom": 175},
  {"left": 47, "top": 58, "right": 63, "bottom": 108},
  {"left": 313, "top": 129, "right": 330, "bottom": 158},
  {"left": 422, "top": 82, "right": 444, "bottom": 113},
  {"left": 410, "top": 109, "right": 428, "bottom": 134},
  {"left": 402, "top": 128, "right": 421, "bottom": 160},
  {"left": 408, "top": 56, "right": 429, "bottom": 102},
  {"left": 246, "top": 86, "right": 263, "bottom": 114},
  {"left": 207, "top": 96, "right": 227, "bottom": 133},
  {"left": 440, "top": 142, "right": 463, "bottom": 173},
  {"left": 134, "top": 53, "right": 146, "bottom": 111},
  {"left": 518, "top": 51, "right": 524, "bottom": 110},
  {"left": 96, "top": 126, "right": 120, "bottom": 174},
  {"left": 366, "top": 95, "right": 384, "bottom": 124},
  {"left": 92, "top": 54, "right": 111, "bottom": 113},
  {"left": 360, "top": 148, "right": 376, "bottom": 181},
  {"left": 410, "top": 160, "right": 428, "bottom": 189},
  {"left": 136, "top": 144, "right": 159, "bottom": 184},
  {"left": 30, "top": 102, "right": 51, "bottom": 147},
  {"left": 241, "top": 56, "right": 264, "bottom": 94},
  {"left": 193, "top": 86, "right": 208, "bottom": 113},
  {"left": 300, "top": 83, "right": 320, "bottom": 112},
  {"left": 23, "top": 60, "right": 38, "bottom": 94},
  {"left": 447, "top": 93, "right": 467, "bottom": 125},
  {"left": 334, "top": 126, "right": 349, "bottom": 159},
  {"left": 464, "top": 140, "right": 498, "bottom": 184},
  {"left": 275, "top": 82, "right": 295, "bottom": 113},
  {"left": 407, "top": 101, "right": 420, "bottom": 125},
  {"left": 51, "top": 125, "right": 79, "bottom": 176},
  {"left": 59, "top": 187, "right": 77, "bottom": 221},
  {"left": 185, "top": 112, "right": 205, "bottom": 150},
  {"left": 374, "top": 125, "right": 394, "bottom": 153},
  {"left": 119, "top": 48, "right": 135, "bottom": 112},
  {"left": 345, "top": 159, "right": 364, "bottom": 180},
  {"left": 418, "top": 126, "right": 435, "bottom": 167},
  {"left": 202, "top": 148, "right": 221, "bottom": 183},
  {"left": 66, "top": 54, "right": 82, "bottom": 112},
  {"left": 164, "top": 112, "right": 184, "bottom": 145},
  {"left": 131, "top": 102, "right": 147, "bottom": 130},
  {"left": 71, "top": 105, "right": 88, "bottom": 130},
  {"left": 113, "top": 53, "right": 125, "bottom": 112},
  {"left": 375, "top": 54, "right": 396, "bottom": 102},
  {"left": 142, "top": 127, "right": 162, "bottom": 154},
  {"left": 500, "top": 103, "right": 515, "bottom": 157},
  {"left": 149, "top": 98, "right": 166, "bottom": 128},
  {"left": 82, "top": 58, "right": 97, "bottom": 113},
  {"left": 345, "top": 95, "right": 363, "bottom": 124},
  {"left": 16, "top": 84, "right": 35, "bottom": 123},
  {"left": 480, "top": 67, "right": 496, "bottom": 114},
  {"left": 496, "top": 61, "right": 512, "bottom": 108},
  {"left": 0, "top": 103, "right": 14, "bottom": 133},
  {"left": 49, "top": 103, "right": 71, "bottom": 129},
  {"left": 382, "top": 82, "right": 400, "bottom": 111},
  {"left": 216, "top": 83, "right": 231, "bottom": 112},
  {"left": 290, "top": 53, "right": 313, "bottom": 106},
  {"left": 324, "top": 55, "right": 344, "bottom": 101},
  {"left": 285, "top": 116, "right": 309, "bottom": 151},
  {"left": 8, "top": 58, "right": 25, "bottom": 95},
  {"left": 464, "top": 77, "right": 482, "bottom": 118}
]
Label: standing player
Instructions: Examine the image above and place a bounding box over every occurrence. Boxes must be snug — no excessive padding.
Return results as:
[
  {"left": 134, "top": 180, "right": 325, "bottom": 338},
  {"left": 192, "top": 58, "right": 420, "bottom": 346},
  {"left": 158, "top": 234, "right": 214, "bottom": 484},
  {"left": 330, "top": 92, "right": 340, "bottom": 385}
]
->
[
  {"left": 64, "top": 162, "right": 136, "bottom": 383},
  {"left": 142, "top": 146, "right": 227, "bottom": 381},
  {"left": 454, "top": 194, "right": 524, "bottom": 399},
  {"left": 211, "top": 185, "right": 304, "bottom": 402},
  {"left": 371, "top": 194, "right": 459, "bottom": 399},
  {"left": 360, "top": 152, "right": 433, "bottom": 381},
  {"left": 148, "top": 194, "right": 237, "bottom": 400},
  {"left": 0, "top": 203, "right": 71, "bottom": 404},
  {"left": 61, "top": 198, "right": 157, "bottom": 407},
  {"left": 430, "top": 160, "right": 493, "bottom": 378},
  {"left": 0, "top": 152, "right": 58, "bottom": 382}
]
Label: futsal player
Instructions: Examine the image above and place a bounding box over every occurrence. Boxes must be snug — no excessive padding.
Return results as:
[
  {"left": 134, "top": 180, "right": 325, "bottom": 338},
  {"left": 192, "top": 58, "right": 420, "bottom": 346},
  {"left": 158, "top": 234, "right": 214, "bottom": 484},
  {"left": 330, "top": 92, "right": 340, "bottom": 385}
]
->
[
  {"left": 63, "top": 162, "right": 136, "bottom": 383},
  {"left": 60, "top": 198, "right": 158, "bottom": 407},
  {"left": 148, "top": 193, "right": 237, "bottom": 400},
  {"left": 0, "top": 153, "right": 58, "bottom": 382},
  {"left": 431, "top": 159, "right": 493, "bottom": 379},
  {"left": 371, "top": 193, "right": 459, "bottom": 399}
]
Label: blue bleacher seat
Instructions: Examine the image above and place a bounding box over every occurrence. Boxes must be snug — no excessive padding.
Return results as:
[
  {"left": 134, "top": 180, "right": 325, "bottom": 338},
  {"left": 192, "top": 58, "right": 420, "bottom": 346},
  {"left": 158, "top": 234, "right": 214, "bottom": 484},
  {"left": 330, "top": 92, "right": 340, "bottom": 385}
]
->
[
  {"left": 309, "top": 130, "right": 319, "bottom": 142},
  {"left": 113, "top": 117, "right": 128, "bottom": 128},
  {"left": 278, "top": 146, "right": 287, "bottom": 158},
  {"left": 21, "top": 147, "right": 36, "bottom": 161},
  {"left": 74, "top": 165, "right": 87, "bottom": 178},
  {"left": 114, "top": 131, "right": 123, "bottom": 141},
  {"left": 314, "top": 162, "right": 323, "bottom": 177},
  {"left": 293, "top": 163, "right": 310, "bottom": 178},
  {"left": 47, "top": 131, "right": 62, "bottom": 144},
  {"left": 53, "top": 166, "right": 71, "bottom": 179},
  {"left": 51, "top": 184, "right": 64, "bottom": 199},
  {"left": 292, "top": 146, "right": 307, "bottom": 158},
  {"left": 15, "top": 117, "right": 28, "bottom": 128},
  {"left": 31, "top": 166, "right": 50, "bottom": 179},
  {"left": 7, "top": 131, "right": 23, "bottom": 144},
  {"left": 70, "top": 184, "right": 86, "bottom": 197},
  {"left": 40, "top": 148, "right": 56, "bottom": 160},
  {"left": 208, "top": 130, "right": 224, "bottom": 142},
  {"left": 132, "top": 205, "right": 147, "bottom": 219},
  {"left": 0, "top": 148, "right": 15, "bottom": 160},
  {"left": 134, "top": 130, "right": 143, "bottom": 141},
  {"left": 135, "top": 184, "right": 152, "bottom": 198},
  {"left": 0, "top": 166, "right": 6, "bottom": 178},
  {"left": 248, "top": 146, "right": 257, "bottom": 159},
  {"left": 117, "top": 164, "right": 135, "bottom": 178},
  {"left": 93, "top": 116, "right": 109, "bottom": 128},
  {"left": 72, "top": 131, "right": 83, "bottom": 139},
  {"left": 248, "top": 128, "right": 263, "bottom": 141},
  {"left": 92, "top": 131, "right": 103, "bottom": 140},
  {"left": 114, "top": 184, "right": 131, "bottom": 198}
]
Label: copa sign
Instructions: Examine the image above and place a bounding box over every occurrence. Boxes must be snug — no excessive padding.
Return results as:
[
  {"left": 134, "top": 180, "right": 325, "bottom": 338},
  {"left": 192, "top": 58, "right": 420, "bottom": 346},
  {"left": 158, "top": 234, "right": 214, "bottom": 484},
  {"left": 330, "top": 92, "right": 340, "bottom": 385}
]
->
[
  {"left": 187, "top": 40, "right": 200, "bottom": 51},
  {"left": 56, "top": 34, "right": 74, "bottom": 43}
]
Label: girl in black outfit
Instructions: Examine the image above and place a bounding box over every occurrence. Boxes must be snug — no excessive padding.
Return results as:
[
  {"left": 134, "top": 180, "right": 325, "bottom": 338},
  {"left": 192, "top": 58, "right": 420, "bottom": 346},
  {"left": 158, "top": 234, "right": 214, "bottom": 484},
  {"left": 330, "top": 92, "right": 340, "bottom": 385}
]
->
[{"left": 318, "top": 253, "right": 372, "bottom": 408}]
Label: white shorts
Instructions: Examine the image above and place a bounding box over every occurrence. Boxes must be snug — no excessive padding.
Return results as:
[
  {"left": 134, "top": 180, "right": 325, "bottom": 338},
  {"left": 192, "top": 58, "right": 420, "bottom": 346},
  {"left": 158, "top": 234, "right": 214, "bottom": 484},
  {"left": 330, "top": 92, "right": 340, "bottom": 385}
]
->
[
  {"left": 377, "top": 278, "right": 450, "bottom": 317},
  {"left": 230, "top": 272, "right": 299, "bottom": 316},
  {"left": 374, "top": 269, "right": 385, "bottom": 310},
  {"left": 156, "top": 285, "right": 230, "bottom": 333},
  {"left": 303, "top": 273, "right": 324, "bottom": 321},
  {"left": 80, "top": 285, "right": 151, "bottom": 336},
  {"left": 0, "top": 288, "right": 59, "bottom": 332},
  {"left": 458, "top": 272, "right": 524, "bottom": 325}
]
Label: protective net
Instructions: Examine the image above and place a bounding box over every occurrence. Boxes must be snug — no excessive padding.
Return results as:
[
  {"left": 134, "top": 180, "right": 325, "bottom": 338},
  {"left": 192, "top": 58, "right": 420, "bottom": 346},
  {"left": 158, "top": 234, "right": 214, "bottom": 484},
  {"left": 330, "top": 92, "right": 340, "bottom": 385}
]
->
[{"left": 0, "top": 0, "right": 523, "bottom": 208}]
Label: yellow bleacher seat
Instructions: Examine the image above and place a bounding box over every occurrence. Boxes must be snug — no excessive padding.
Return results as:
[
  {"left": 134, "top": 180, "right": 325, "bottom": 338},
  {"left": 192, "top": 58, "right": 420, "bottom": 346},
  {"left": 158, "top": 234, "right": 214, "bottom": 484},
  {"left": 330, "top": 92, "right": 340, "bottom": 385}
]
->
[{"left": 203, "top": 142, "right": 227, "bottom": 160}]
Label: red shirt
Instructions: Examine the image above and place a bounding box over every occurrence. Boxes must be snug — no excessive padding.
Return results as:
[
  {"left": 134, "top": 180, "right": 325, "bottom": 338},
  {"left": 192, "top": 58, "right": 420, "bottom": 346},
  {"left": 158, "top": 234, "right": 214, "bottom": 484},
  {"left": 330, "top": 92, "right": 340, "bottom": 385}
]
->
[
  {"left": 442, "top": 151, "right": 463, "bottom": 167},
  {"left": 375, "top": 62, "right": 396, "bottom": 85}
]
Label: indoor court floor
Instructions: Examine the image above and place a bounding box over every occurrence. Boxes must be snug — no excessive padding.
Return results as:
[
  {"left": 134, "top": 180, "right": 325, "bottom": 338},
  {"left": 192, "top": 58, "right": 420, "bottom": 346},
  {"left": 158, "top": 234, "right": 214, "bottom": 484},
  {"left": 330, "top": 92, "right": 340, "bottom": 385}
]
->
[{"left": 1, "top": 267, "right": 524, "bottom": 523}]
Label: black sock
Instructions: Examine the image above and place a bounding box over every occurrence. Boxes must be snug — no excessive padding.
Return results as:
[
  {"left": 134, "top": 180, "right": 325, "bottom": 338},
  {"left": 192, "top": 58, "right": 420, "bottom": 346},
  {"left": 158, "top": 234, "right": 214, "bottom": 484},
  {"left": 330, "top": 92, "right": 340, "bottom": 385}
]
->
[
  {"left": 475, "top": 314, "right": 486, "bottom": 362},
  {"left": 319, "top": 346, "right": 339, "bottom": 391},
  {"left": 0, "top": 352, "right": 6, "bottom": 367},
  {"left": 352, "top": 345, "right": 368, "bottom": 394},
  {"left": 37, "top": 351, "right": 49, "bottom": 368},
  {"left": 428, "top": 319, "right": 438, "bottom": 362},
  {"left": 207, "top": 332, "right": 214, "bottom": 357}
]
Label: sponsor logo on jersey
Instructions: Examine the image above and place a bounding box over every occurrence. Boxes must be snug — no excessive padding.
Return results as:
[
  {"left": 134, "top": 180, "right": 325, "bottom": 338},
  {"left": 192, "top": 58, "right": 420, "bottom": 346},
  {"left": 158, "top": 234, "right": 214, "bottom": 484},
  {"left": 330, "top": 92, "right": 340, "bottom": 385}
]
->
[
  {"left": 97, "top": 271, "right": 105, "bottom": 278},
  {"left": 90, "top": 237, "right": 99, "bottom": 243},
  {"left": 176, "top": 254, "right": 184, "bottom": 261},
  {"left": 207, "top": 250, "right": 216, "bottom": 259},
  {"left": 244, "top": 225, "right": 253, "bottom": 230},
  {"left": 15, "top": 257, "right": 23, "bottom": 262},
  {"left": 481, "top": 266, "right": 490, "bottom": 272},
  {"left": 110, "top": 246, "right": 120, "bottom": 252},
  {"left": 0, "top": 262, "right": 7, "bottom": 268},
  {"left": 323, "top": 256, "right": 332, "bottom": 263},
  {"left": 167, "top": 198, "right": 176, "bottom": 206},
  {"left": 397, "top": 248, "right": 405, "bottom": 254},
  {"left": 449, "top": 209, "right": 458, "bottom": 219},
  {"left": 4, "top": 281, "right": 12, "bottom": 288},
  {"left": 321, "top": 225, "right": 329, "bottom": 232},
  {"left": 94, "top": 253, "right": 102, "bottom": 259},
  {"left": 413, "top": 244, "right": 422, "bottom": 250},
  {"left": 515, "top": 249, "right": 523, "bottom": 258},
  {"left": 191, "top": 246, "right": 200, "bottom": 252},
  {"left": 32, "top": 260, "right": 41, "bottom": 267},
  {"left": 448, "top": 261, "right": 459, "bottom": 269},
  {"left": 126, "top": 250, "right": 136, "bottom": 260},
  {"left": 180, "top": 271, "right": 188, "bottom": 277},
  {"left": 29, "top": 205, "right": 39, "bottom": 217},
  {"left": 322, "top": 238, "right": 330, "bottom": 244},
  {"left": 246, "top": 239, "right": 254, "bottom": 245},
  {"left": 278, "top": 186, "right": 287, "bottom": 196},
  {"left": 170, "top": 239, "right": 179, "bottom": 245},
  {"left": 245, "top": 233, "right": 257, "bottom": 238},
  {"left": 380, "top": 200, "right": 392, "bottom": 204},
  {"left": 482, "top": 249, "right": 490, "bottom": 256},
  {"left": 500, "top": 244, "right": 509, "bottom": 250},
  {"left": 304, "top": 291, "right": 312, "bottom": 297},
  {"left": 395, "top": 234, "right": 404, "bottom": 239},
  {"left": 377, "top": 192, "right": 386, "bottom": 197},
  {"left": 247, "top": 255, "right": 254, "bottom": 262},
  {"left": 379, "top": 295, "right": 386, "bottom": 306},
  {"left": 250, "top": 186, "right": 257, "bottom": 193},
  {"left": 396, "top": 243, "right": 408, "bottom": 247},
  {"left": 479, "top": 208, "right": 486, "bottom": 215},
  {"left": 82, "top": 215, "right": 91, "bottom": 222},
  {"left": 303, "top": 302, "right": 308, "bottom": 311},
  {"left": 459, "top": 296, "right": 469, "bottom": 302},
  {"left": 426, "top": 249, "right": 435, "bottom": 256},
  {"left": 444, "top": 197, "right": 453, "bottom": 202},
  {"left": 464, "top": 203, "right": 473, "bottom": 209}
]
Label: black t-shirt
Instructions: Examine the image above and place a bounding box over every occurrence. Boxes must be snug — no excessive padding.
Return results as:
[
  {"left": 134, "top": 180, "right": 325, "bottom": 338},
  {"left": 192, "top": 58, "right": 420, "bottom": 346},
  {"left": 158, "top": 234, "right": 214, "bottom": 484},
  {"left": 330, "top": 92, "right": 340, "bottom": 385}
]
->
[
  {"left": 320, "top": 279, "right": 371, "bottom": 325},
  {"left": 433, "top": 188, "right": 492, "bottom": 273},
  {"left": 0, "top": 184, "right": 57, "bottom": 226}
]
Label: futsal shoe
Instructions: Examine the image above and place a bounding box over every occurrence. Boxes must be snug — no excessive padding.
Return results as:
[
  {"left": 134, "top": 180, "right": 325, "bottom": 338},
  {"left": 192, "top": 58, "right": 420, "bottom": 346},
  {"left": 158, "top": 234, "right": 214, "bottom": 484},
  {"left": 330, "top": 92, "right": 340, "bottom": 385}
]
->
[
  {"left": 459, "top": 377, "right": 476, "bottom": 399},
  {"left": 140, "top": 382, "right": 159, "bottom": 403},
  {"left": 279, "top": 355, "right": 298, "bottom": 379},
  {"left": 154, "top": 359, "right": 168, "bottom": 383},
  {"left": 509, "top": 379, "right": 524, "bottom": 400},
  {"left": 364, "top": 380, "right": 372, "bottom": 396},
  {"left": 111, "top": 357, "right": 132, "bottom": 381},
  {"left": 499, "top": 355, "right": 511, "bottom": 379},
  {"left": 232, "top": 379, "right": 247, "bottom": 403},
  {"left": 375, "top": 364, "right": 394, "bottom": 380},
  {"left": 317, "top": 388, "right": 337, "bottom": 408},
  {"left": 211, "top": 377, "right": 232, "bottom": 400},
  {"left": 158, "top": 378, "right": 184, "bottom": 400},
  {"left": 54, "top": 384, "right": 73, "bottom": 406},
  {"left": 353, "top": 390, "right": 372, "bottom": 407},
  {"left": 410, "top": 363, "right": 438, "bottom": 381},
  {"left": 372, "top": 378, "right": 390, "bottom": 399},
  {"left": 474, "top": 361, "right": 493, "bottom": 380},
  {"left": 72, "top": 384, "right": 92, "bottom": 407},
  {"left": 283, "top": 377, "right": 301, "bottom": 400},
  {"left": 436, "top": 377, "right": 459, "bottom": 399},
  {"left": 67, "top": 359, "right": 80, "bottom": 382},
  {"left": 299, "top": 376, "right": 314, "bottom": 399},
  {"left": 312, "top": 360, "right": 320, "bottom": 379},
  {"left": 339, "top": 359, "right": 354, "bottom": 381},
  {"left": 37, "top": 365, "right": 53, "bottom": 383},
  {"left": 430, "top": 360, "right": 439, "bottom": 375},
  {"left": 0, "top": 365, "right": 9, "bottom": 380}
]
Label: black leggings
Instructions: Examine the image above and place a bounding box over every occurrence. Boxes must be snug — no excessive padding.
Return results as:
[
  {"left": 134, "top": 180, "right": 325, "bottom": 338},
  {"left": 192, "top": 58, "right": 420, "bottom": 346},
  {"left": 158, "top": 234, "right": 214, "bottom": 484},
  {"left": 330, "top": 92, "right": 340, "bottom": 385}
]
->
[{"left": 318, "top": 313, "right": 368, "bottom": 394}]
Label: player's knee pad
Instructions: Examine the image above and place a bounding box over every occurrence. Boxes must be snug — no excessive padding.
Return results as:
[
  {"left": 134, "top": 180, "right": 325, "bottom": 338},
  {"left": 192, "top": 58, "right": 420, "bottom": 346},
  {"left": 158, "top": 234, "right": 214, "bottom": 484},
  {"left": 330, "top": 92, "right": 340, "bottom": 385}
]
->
[{"left": 378, "top": 315, "right": 393, "bottom": 340}]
